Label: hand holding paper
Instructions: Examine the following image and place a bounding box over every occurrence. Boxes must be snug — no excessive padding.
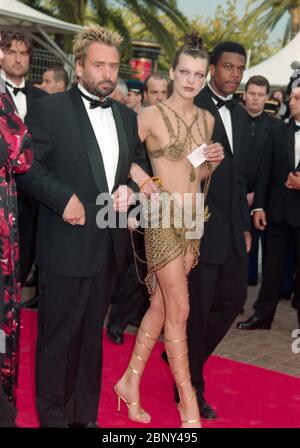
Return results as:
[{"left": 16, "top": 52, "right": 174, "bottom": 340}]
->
[{"left": 187, "top": 142, "right": 224, "bottom": 168}]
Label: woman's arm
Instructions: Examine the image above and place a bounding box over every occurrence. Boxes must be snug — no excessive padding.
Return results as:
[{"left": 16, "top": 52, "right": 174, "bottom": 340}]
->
[{"left": 129, "top": 107, "right": 158, "bottom": 195}]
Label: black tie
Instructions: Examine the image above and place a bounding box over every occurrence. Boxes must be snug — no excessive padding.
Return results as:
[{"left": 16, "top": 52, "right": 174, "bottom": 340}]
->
[
  {"left": 208, "top": 88, "right": 235, "bottom": 110},
  {"left": 294, "top": 122, "right": 300, "bottom": 133},
  {"left": 6, "top": 81, "right": 27, "bottom": 96},
  {"left": 79, "top": 90, "right": 112, "bottom": 109},
  {"left": 216, "top": 99, "right": 235, "bottom": 110}
]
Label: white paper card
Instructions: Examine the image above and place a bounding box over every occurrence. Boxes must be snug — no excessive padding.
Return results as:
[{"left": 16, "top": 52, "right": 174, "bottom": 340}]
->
[{"left": 187, "top": 143, "right": 207, "bottom": 168}]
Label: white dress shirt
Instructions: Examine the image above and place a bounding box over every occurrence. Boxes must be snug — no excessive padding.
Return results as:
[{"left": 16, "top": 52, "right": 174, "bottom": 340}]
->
[
  {"left": 208, "top": 83, "right": 233, "bottom": 152},
  {"left": 78, "top": 84, "right": 119, "bottom": 193},
  {"left": 295, "top": 120, "right": 300, "bottom": 169},
  {"left": 0, "top": 69, "right": 27, "bottom": 120}
]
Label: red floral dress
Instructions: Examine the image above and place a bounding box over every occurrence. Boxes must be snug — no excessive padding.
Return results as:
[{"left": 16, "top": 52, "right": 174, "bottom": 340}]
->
[{"left": 0, "top": 93, "right": 33, "bottom": 405}]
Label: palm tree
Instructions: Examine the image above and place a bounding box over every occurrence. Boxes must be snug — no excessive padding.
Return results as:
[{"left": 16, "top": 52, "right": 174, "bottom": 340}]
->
[
  {"left": 20, "top": 0, "right": 188, "bottom": 59},
  {"left": 245, "top": 0, "right": 300, "bottom": 45}
]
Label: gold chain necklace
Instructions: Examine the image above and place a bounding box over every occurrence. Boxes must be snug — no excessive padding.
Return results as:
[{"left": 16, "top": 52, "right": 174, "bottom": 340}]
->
[{"left": 163, "top": 103, "right": 206, "bottom": 182}]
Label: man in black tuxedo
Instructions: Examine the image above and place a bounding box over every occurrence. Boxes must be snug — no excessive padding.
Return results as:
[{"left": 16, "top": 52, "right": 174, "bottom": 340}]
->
[
  {"left": 16, "top": 25, "right": 149, "bottom": 428},
  {"left": 243, "top": 76, "right": 282, "bottom": 286},
  {"left": 238, "top": 86, "right": 300, "bottom": 330},
  {"left": 187, "top": 42, "right": 251, "bottom": 419},
  {"left": 0, "top": 31, "right": 47, "bottom": 307}
]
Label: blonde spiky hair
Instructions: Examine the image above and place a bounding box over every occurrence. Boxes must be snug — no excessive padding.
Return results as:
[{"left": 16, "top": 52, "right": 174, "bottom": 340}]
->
[{"left": 73, "top": 24, "right": 123, "bottom": 62}]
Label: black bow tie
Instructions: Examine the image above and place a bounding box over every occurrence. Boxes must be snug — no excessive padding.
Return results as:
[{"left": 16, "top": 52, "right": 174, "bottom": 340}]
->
[
  {"left": 79, "top": 90, "right": 112, "bottom": 109},
  {"left": 208, "top": 88, "right": 235, "bottom": 110},
  {"left": 294, "top": 122, "right": 300, "bottom": 133},
  {"left": 6, "top": 81, "right": 27, "bottom": 96},
  {"left": 216, "top": 99, "right": 235, "bottom": 110}
]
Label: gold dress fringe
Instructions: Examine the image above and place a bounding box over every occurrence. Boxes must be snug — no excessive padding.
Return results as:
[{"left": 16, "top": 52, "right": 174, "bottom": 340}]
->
[{"left": 142, "top": 187, "right": 204, "bottom": 297}]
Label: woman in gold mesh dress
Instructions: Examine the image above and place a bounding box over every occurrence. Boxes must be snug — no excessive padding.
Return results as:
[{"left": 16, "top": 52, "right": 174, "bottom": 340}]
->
[{"left": 114, "top": 34, "right": 224, "bottom": 428}]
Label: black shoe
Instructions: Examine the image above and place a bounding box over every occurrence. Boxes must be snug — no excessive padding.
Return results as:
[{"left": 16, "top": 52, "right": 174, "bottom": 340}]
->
[
  {"left": 69, "top": 422, "right": 99, "bottom": 428},
  {"left": 198, "top": 395, "right": 218, "bottom": 420},
  {"left": 237, "top": 314, "right": 272, "bottom": 330},
  {"left": 21, "top": 295, "right": 38, "bottom": 309},
  {"left": 174, "top": 387, "right": 217, "bottom": 420},
  {"left": 106, "top": 326, "right": 124, "bottom": 345}
]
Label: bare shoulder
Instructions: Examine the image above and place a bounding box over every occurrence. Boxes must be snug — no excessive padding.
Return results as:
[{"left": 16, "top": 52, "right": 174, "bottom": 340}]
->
[
  {"left": 138, "top": 105, "right": 161, "bottom": 141},
  {"left": 138, "top": 105, "right": 162, "bottom": 132},
  {"left": 197, "top": 107, "right": 215, "bottom": 127},
  {"left": 139, "top": 105, "right": 160, "bottom": 122}
]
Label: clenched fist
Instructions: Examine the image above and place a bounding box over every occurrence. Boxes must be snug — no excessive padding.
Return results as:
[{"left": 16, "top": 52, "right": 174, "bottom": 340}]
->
[{"left": 62, "top": 194, "right": 85, "bottom": 225}]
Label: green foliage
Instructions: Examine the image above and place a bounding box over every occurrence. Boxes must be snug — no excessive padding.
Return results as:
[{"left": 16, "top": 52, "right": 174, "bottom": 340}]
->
[
  {"left": 18, "top": 0, "right": 188, "bottom": 59},
  {"left": 122, "top": 0, "right": 281, "bottom": 70},
  {"left": 245, "top": 0, "right": 300, "bottom": 43}
]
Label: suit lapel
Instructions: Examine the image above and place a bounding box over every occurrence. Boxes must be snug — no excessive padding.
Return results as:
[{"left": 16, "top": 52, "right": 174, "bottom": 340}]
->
[
  {"left": 5, "top": 87, "right": 17, "bottom": 111},
  {"left": 111, "top": 101, "right": 129, "bottom": 192},
  {"left": 200, "top": 87, "right": 232, "bottom": 155},
  {"left": 26, "top": 83, "right": 34, "bottom": 110},
  {"left": 287, "top": 121, "right": 295, "bottom": 171},
  {"left": 69, "top": 86, "right": 109, "bottom": 193}
]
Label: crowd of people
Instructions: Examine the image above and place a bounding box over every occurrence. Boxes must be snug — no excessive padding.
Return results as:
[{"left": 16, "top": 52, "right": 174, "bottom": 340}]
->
[{"left": 0, "top": 24, "right": 299, "bottom": 428}]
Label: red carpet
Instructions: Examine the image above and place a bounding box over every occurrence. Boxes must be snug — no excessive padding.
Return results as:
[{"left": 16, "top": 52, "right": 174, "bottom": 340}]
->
[{"left": 16, "top": 310, "right": 300, "bottom": 428}]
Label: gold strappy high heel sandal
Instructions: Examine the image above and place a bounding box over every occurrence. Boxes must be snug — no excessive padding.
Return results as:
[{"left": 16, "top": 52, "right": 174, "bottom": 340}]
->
[
  {"left": 165, "top": 337, "right": 201, "bottom": 428},
  {"left": 114, "top": 327, "right": 156, "bottom": 424}
]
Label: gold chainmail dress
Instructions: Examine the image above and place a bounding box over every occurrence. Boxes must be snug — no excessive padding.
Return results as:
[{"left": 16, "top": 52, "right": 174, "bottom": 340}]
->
[{"left": 140, "top": 103, "right": 212, "bottom": 297}]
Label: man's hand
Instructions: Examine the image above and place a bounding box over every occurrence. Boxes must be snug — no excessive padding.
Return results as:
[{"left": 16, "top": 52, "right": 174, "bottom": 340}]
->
[
  {"left": 285, "top": 171, "right": 300, "bottom": 190},
  {"left": 112, "top": 186, "right": 135, "bottom": 212},
  {"left": 62, "top": 194, "right": 85, "bottom": 225},
  {"left": 247, "top": 192, "right": 255, "bottom": 208},
  {"left": 253, "top": 210, "right": 267, "bottom": 230},
  {"left": 244, "top": 231, "right": 252, "bottom": 253},
  {"left": 204, "top": 142, "right": 224, "bottom": 166}
]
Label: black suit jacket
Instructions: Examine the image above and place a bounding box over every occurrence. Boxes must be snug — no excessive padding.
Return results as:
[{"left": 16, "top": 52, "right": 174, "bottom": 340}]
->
[
  {"left": 194, "top": 85, "right": 249, "bottom": 263},
  {"left": 16, "top": 86, "right": 149, "bottom": 277},
  {"left": 253, "top": 121, "right": 300, "bottom": 226},
  {"left": 245, "top": 111, "right": 281, "bottom": 193},
  {"left": 5, "top": 83, "right": 48, "bottom": 218}
]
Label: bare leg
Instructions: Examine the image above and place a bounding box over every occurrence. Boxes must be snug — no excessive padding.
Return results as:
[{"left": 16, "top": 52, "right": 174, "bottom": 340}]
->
[
  {"left": 114, "top": 284, "right": 165, "bottom": 423},
  {"left": 115, "top": 248, "right": 199, "bottom": 427},
  {"left": 157, "top": 250, "right": 201, "bottom": 428}
]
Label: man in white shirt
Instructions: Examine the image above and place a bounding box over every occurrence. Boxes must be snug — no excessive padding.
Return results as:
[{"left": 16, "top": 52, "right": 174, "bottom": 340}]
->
[
  {"left": 16, "top": 24, "right": 149, "bottom": 428},
  {"left": 238, "top": 86, "right": 300, "bottom": 330}
]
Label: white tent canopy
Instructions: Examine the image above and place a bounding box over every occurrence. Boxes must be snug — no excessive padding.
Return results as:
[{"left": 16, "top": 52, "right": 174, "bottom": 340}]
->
[
  {"left": 0, "top": 0, "right": 83, "bottom": 66},
  {"left": 242, "top": 31, "right": 300, "bottom": 87}
]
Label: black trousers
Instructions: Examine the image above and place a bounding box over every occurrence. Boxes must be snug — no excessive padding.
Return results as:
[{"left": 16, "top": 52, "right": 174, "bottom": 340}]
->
[
  {"left": 18, "top": 196, "right": 39, "bottom": 285},
  {"left": 108, "top": 236, "right": 149, "bottom": 331},
  {"left": 36, "top": 261, "right": 117, "bottom": 427},
  {"left": 254, "top": 221, "right": 300, "bottom": 321},
  {"left": 248, "top": 222, "right": 266, "bottom": 284},
  {"left": 188, "top": 241, "right": 248, "bottom": 391}
]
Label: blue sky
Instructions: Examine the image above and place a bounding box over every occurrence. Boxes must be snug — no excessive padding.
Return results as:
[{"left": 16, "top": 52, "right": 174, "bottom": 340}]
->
[{"left": 177, "top": 0, "right": 288, "bottom": 43}]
